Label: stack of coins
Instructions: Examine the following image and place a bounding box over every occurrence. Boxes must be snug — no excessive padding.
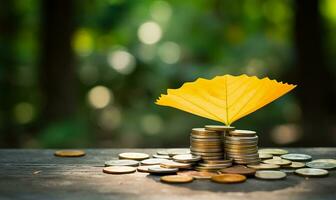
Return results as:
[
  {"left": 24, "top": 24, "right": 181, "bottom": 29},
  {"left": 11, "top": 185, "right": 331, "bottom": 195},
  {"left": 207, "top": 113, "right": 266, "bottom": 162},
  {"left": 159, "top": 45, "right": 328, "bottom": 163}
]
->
[
  {"left": 195, "top": 159, "right": 232, "bottom": 172},
  {"left": 225, "top": 130, "right": 260, "bottom": 164},
  {"left": 190, "top": 128, "right": 224, "bottom": 160}
]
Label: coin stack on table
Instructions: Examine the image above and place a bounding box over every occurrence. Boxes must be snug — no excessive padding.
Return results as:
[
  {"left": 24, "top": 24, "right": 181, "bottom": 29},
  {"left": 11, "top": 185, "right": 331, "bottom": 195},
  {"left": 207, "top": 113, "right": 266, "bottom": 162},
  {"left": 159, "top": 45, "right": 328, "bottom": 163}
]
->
[
  {"left": 224, "top": 130, "right": 260, "bottom": 164},
  {"left": 190, "top": 128, "right": 224, "bottom": 161}
]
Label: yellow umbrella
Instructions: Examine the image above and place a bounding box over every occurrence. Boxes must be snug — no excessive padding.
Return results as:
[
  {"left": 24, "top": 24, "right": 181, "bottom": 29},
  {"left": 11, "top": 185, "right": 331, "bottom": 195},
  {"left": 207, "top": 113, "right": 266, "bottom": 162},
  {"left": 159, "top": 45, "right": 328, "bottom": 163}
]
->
[{"left": 156, "top": 74, "right": 296, "bottom": 125}]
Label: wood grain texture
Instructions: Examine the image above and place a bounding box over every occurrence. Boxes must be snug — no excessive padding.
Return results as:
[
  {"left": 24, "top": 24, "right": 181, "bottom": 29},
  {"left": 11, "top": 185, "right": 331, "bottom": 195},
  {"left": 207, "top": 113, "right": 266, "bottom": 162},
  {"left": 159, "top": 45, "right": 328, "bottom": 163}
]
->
[{"left": 0, "top": 148, "right": 335, "bottom": 200}]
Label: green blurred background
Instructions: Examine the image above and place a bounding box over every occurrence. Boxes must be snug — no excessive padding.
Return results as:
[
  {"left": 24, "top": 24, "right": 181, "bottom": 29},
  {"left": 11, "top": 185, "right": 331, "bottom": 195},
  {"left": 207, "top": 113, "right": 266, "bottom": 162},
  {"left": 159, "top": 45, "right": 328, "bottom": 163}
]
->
[{"left": 0, "top": 0, "right": 335, "bottom": 148}]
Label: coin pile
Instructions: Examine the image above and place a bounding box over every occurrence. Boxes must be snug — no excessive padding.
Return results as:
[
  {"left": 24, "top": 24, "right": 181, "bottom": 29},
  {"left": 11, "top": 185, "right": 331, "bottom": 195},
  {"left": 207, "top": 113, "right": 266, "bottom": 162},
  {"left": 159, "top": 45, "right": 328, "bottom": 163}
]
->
[
  {"left": 190, "top": 128, "right": 224, "bottom": 161},
  {"left": 225, "top": 130, "right": 260, "bottom": 164}
]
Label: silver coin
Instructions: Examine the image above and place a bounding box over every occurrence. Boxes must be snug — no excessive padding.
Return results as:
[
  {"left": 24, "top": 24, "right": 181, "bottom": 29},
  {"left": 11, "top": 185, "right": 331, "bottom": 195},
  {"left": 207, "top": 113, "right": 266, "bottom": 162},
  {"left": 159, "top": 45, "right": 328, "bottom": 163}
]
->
[
  {"left": 157, "top": 150, "right": 169, "bottom": 155},
  {"left": 104, "top": 159, "right": 139, "bottom": 167},
  {"left": 306, "top": 161, "right": 336, "bottom": 170},
  {"left": 148, "top": 165, "right": 178, "bottom": 174},
  {"left": 258, "top": 149, "right": 288, "bottom": 155},
  {"left": 172, "top": 154, "right": 201, "bottom": 162},
  {"left": 295, "top": 168, "right": 329, "bottom": 177},
  {"left": 167, "top": 149, "right": 190, "bottom": 156},
  {"left": 255, "top": 170, "right": 286, "bottom": 180},
  {"left": 281, "top": 153, "right": 312, "bottom": 161},
  {"left": 141, "top": 158, "right": 169, "bottom": 165}
]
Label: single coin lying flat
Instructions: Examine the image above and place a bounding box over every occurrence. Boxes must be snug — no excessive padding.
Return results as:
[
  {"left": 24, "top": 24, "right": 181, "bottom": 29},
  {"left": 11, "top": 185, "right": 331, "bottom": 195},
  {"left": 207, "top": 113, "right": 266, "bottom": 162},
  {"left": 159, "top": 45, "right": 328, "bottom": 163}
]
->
[
  {"left": 247, "top": 163, "right": 281, "bottom": 170},
  {"left": 172, "top": 154, "right": 201, "bottom": 162},
  {"left": 311, "top": 159, "right": 336, "bottom": 164},
  {"left": 148, "top": 165, "right": 178, "bottom": 174},
  {"left": 295, "top": 168, "right": 328, "bottom": 177},
  {"left": 306, "top": 161, "right": 336, "bottom": 170},
  {"left": 255, "top": 170, "right": 286, "bottom": 180},
  {"left": 280, "top": 153, "right": 312, "bottom": 161},
  {"left": 284, "top": 162, "right": 305, "bottom": 169},
  {"left": 54, "top": 150, "right": 85, "bottom": 157},
  {"left": 211, "top": 174, "right": 247, "bottom": 184},
  {"left": 167, "top": 149, "right": 191, "bottom": 156},
  {"left": 258, "top": 149, "right": 288, "bottom": 155},
  {"left": 137, "top": 165, "right": 160, "bottom": 173},
  {"left": 105, "top": 159, "right": 139, "bottom": 167},
  {"left": 119, "top": 152, "right": 149, "bottom": 161},
  {"left": 263, "top": 158, "right": 291, "bottom": 166},
  {"left": 141, "top": 158, "right": 169, "bottom": 165},
  {"left": 160, "top": 175, "right": 194, "bottom": 183},
  {"left": 153, "top": 154, "right": 170, "bottom": 159},
  {"left": 103, "top": 166, "right": 136, "bottom": 174},
  {"left": 160, "top": 160, "right": 192, "bottom": 169},
  {"left": 259, "top": 153, "right": 273, "bottom": 159}
]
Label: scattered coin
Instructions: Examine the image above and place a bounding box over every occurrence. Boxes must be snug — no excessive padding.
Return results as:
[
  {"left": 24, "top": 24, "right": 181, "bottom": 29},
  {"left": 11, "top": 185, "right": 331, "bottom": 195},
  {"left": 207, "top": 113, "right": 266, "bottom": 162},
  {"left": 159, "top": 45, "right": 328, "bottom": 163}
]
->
[
  {"left": 153, "top": 154, "right": 170, "bottom": 159},
  {"left": 258, "top": 149, "right": 288, "bottom": 155},
  {"left": 105, "top": 159, "right": 139, "bottom": 167},
  {"left": 141, "top": 158, "right": 169, "bottom": 165},
  {"left": 219, "top": 165, "right": 256, "bottom": 176},
  {"left": 311, "top": 159, "right": 336, "bottom": 164},
  {"left": 160, "top": 175, "right": 194, "bottom": 183},
  {"left": 103, "top": 166, "right": 136, "bottom": 174},
  {"left": 281, "top": 153, "right": 312, "bottom": 161},
  {"left": 148, "top": 165, "right": 178, "bottom": 174},
  {"left": 137, "top": 165, "right": 160, "bottom": 173},
  {"left": 259, "top": 153, "right": 273, "bottom": 159},
  {"left": 177, "top": 170, "right": 217, "bottom": 180},
  {"left": 54, "top": 150, "right": 85, "bottom": 157},
  {"left": 229, "top": 130, "right": 256, "bottom": 137},
  {"left": 247, "top": 163, "right": 281, "bottom": 170},
  {"left": 157, "top": 150, "right": 169, "bottom": 155},
  {"left": 306, "top": 161, "right": 336, "bottom": 170},
  {"left": 160, "top": 160, "right": 192, "bottom": 169},
  {"left": 255, "top": 170, "right": 286, "bottom": 180},
  {"left": 119, "top": 152, "right": 149, "bottom": 161},
  {"left": 167, "top": 149, "right": 191, "bottom": 156},
  {"left": 263, "top": 158, "right": 291, "bottom": 166},
  {"left": 211, "top": 174, "right": 247, "bottom": 184},
  {"left": 284, "top": 162, "right": 305, "bottom": 169},
  {"left": 295, "top": 168, "right": 329, "bottom": 177},
  {"left": 173, "top": 154, "right": 201, "bottom": 163}
]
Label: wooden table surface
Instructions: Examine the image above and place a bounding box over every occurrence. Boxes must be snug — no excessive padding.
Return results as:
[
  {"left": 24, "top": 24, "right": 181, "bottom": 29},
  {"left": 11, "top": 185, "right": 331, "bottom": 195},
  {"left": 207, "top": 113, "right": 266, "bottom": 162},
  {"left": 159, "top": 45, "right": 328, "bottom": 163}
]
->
[{"left": 0, "top": 148, "right": 335, "bottom": 200}]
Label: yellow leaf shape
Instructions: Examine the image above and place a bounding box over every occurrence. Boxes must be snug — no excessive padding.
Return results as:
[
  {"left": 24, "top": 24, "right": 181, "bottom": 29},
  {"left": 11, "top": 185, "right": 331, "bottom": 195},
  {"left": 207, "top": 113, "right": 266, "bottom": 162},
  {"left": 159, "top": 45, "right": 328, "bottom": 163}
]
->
[{"left": 155, "top": 74, "right": 296, "bottom": 125}]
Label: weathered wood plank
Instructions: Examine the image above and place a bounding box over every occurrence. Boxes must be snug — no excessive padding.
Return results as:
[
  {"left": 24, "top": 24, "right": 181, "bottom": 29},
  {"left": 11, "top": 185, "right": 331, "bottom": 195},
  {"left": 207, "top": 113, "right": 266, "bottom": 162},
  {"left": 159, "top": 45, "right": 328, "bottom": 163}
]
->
[{"left": 0, "top": 148, "right": 335, "bottom": 200}]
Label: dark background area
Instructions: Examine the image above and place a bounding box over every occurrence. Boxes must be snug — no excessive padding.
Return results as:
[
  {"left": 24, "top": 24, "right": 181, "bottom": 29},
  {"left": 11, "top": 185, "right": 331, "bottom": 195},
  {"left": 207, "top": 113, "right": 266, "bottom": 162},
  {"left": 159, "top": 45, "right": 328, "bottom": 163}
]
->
[{"left": 0, "top": 0, "right": 335, "bottom": 148}]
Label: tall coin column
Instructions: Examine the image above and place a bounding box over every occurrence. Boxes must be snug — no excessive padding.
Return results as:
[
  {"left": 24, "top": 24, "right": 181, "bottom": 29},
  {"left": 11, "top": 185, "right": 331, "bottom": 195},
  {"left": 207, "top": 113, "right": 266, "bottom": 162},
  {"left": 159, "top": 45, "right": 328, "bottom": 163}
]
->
[{"left": 224, "top": 130, "right": 260, "bottom": 164}]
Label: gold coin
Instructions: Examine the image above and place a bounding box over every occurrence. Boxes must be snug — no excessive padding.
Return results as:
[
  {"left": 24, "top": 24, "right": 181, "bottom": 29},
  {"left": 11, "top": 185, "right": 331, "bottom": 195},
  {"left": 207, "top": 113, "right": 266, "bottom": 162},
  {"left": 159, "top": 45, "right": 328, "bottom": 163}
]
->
[
  {"left": 225, "top": 140, "right": 258, "bottom": 145},
  {"left": 160, "top": 175, "right": 194, "bottom": 183},
  {"left": 190, "top": 147, "right": 223, "bottom": 153},
  {"left": 225, "top": 135, "right": 258, "bottom": 141},
  {"left": 247, "top": 163, "right": 281, "bottom": 170},
  {"left": 211, "top": 174, "right": 246, "bottom": 183},
  {"left": 255, "top": 170, "right": 286, "bottom": 180},
  {"left": 263, "top": 158, "right": 292, "bottom": 166},
  {"left": 259, "top": 153, "right": 273, "bottom": 159},
  {"left": 225, "top": 143, "right": 257, "bottom": 148},
  {"left": 177, "top": 170, "right": 217, "bottom": 179},
  {"left": 204, "top": 159, "right": 232, "bottom": 164},
  {"left": 201, "top": 156, "right": 225, "bottom": 160},
  {"left": 137, "top": 165, "right": 160, "bottom": 173},
  {"left": 191, "top": 144, "right": 223, "bottom": 149},
  {"left": 258, "top": 148, "right": 288, "bottom": 155},
  {"left": 160, "top": 160, "right": 192, "bottom": 169},
  {"left": 229, "top": 130, "right": 256, "bottom": 137},
  {"left": 283, "top": 162, "right": 305, "bottom": 169},
  {"left": 295, "top": 168, "right": 329, "bottom": 177},
  {"left": 191, "top": 128, "right": 217, "bottom": 134},
  {"left": 103, "top": 166, "right": 136, "bottom": 174},
  {"left": 54, "top": 150, "right": 85, "bottom": 157},
  {"left": 205, "top": 125, "right": 235, "bottom": 132},
  {"left": 199, "top": 162, "right": 232, "bottom": 168},
  {"left": 191, "top": 151, "right": 223, "bottom": 156},
  {"left": 119, "top": 152, "right": 149, "bottom": 161}
]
